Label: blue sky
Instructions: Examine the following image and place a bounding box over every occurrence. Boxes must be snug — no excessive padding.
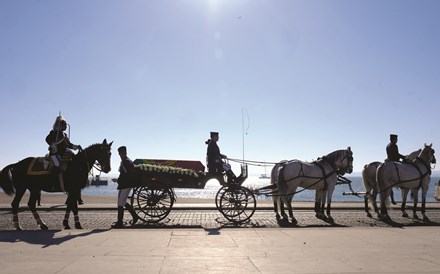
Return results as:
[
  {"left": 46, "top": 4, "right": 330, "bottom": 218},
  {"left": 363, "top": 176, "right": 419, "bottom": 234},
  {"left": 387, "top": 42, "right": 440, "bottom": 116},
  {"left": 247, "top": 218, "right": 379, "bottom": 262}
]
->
[{"left": 1, "top": 0, "right": 439, "bottom": 176}]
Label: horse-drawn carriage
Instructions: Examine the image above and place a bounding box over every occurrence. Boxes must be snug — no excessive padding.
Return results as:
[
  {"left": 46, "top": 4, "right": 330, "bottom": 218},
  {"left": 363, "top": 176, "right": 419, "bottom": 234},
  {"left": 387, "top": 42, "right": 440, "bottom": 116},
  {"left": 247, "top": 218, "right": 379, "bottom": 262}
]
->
[{"left": 129, "top": 159, "right": 256, "bottom": 223}]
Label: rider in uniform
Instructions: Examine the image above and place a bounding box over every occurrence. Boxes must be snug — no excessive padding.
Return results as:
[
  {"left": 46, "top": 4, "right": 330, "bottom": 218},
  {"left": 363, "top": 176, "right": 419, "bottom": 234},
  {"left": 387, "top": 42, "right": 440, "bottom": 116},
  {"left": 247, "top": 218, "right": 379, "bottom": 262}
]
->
[
  {"left": 386, "top": 134, "right": 406, "bottom": 162},
  {"left": 386, "top": 134, "right": 406, "bottom": 204},
  {"left": 45, "top": 115, "right": 81, "bottom": 190}
]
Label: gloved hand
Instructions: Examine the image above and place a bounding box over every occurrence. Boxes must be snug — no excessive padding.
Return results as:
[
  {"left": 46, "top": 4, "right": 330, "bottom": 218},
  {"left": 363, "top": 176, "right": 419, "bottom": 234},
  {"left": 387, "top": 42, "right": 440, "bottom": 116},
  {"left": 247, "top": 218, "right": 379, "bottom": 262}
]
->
[{"left": 50, "top": 144, "right": 57, "bottom": 154}]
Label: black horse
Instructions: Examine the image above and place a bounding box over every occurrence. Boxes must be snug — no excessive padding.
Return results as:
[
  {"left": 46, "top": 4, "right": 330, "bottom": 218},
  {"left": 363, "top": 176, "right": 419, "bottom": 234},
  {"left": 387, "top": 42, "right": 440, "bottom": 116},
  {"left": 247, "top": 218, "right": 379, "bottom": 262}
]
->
[{"left": 0, "top": 139, "right": 112, "bottom": 230}]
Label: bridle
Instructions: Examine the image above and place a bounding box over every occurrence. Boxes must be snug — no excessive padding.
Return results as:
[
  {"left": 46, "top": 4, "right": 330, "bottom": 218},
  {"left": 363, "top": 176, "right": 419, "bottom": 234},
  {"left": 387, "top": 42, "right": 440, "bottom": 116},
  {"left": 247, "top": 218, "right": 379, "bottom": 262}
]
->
[{"left": 83, "top": 143, "right": 111, "bottom": 174}]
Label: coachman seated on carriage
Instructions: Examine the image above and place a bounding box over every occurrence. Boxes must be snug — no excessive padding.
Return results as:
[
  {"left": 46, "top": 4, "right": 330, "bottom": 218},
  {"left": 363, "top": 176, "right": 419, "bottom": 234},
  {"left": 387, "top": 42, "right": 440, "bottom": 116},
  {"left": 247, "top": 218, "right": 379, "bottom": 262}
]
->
[
  {"left": 205, "top": 131, "right": 237, "bottom": 185},
  {"left": 45, "top": 115, "right": 81, "bottom": 190}
]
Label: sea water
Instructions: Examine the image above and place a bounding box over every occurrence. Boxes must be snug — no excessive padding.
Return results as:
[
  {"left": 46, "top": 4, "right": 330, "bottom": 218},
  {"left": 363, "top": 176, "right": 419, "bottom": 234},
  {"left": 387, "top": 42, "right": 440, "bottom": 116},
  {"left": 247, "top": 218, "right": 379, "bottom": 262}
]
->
[{"left": 79, "top": 176, "right": 440, "bottom": 203}]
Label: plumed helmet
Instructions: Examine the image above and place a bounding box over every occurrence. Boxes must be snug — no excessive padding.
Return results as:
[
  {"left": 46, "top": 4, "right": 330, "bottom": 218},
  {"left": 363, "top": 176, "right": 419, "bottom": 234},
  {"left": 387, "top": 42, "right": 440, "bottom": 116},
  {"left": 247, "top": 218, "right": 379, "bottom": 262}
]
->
[{"left": 53, "top": 115, "right": 67, "bottom": 131}]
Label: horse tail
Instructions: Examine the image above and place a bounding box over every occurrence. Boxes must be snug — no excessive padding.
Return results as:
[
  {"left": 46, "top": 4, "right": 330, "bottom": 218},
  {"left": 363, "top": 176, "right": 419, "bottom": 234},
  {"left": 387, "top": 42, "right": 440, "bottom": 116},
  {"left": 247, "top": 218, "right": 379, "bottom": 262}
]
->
[
  {"left": 361, "top": 165, "right": 374, "bottom": 205},
  {"left": 0, "top": 164, "right": 16, "bottom": 195}
]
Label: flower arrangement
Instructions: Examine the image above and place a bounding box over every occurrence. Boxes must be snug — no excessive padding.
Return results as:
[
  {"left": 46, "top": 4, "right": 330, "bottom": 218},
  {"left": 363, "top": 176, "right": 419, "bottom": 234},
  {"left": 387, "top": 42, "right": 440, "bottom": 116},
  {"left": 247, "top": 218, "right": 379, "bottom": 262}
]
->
[{"left": 135, "top": 164, "right": 200, "bottom": 178}]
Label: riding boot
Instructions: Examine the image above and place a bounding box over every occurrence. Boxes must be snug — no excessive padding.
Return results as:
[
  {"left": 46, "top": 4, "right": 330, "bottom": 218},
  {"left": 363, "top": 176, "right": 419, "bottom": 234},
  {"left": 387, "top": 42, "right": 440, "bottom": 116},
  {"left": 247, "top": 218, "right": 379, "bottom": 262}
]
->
[
  {"left": 125, "top": 203, "right": 139, "bottom": 225},
  {"left": 112, "top": 206, "right": 124, "bottom": 228}
]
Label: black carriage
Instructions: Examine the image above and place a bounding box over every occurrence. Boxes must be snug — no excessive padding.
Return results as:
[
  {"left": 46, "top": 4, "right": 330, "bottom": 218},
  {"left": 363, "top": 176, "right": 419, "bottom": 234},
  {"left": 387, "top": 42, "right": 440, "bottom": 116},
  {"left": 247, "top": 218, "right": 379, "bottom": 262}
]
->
[{"left": 129, "top": 159, "right": 256, "bottom": 223}]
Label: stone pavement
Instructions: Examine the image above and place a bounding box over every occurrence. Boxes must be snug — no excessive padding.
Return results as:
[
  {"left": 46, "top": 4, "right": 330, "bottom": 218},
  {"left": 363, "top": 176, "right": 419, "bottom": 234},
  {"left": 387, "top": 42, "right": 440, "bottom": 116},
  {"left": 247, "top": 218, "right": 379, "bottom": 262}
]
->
[
  {"left": 1, "top": 199, "right": 440, "bottom": 273},
  {"left": 0, "top": 226, "right": 440, "bottom": 273}
]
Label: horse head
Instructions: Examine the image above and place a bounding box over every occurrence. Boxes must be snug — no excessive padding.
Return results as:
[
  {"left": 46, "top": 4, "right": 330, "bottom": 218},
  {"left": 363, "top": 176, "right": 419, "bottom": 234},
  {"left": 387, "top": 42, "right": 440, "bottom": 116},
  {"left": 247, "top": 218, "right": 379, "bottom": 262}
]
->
[
  {"left": 84, "top": 139, "right": 113, "bottom": 173},
  {"left": 96, "top": 139, "right": 113, "bottom": 173},
  {"left": 327, "top": 147, "right": 353, "bottom": 175},
  {"left": 418, "top": 143, "right": 436, "bottom": 167},
  {"left": 342, "top": 147, "right": 354, "bottom": 174}
]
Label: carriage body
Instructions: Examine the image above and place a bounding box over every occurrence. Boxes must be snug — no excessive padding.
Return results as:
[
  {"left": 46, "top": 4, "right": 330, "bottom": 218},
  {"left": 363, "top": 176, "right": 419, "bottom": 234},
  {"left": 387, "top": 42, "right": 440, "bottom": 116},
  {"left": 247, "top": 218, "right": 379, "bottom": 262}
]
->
[
  {"left": 133, "top": 158, "right": 209, "bottom": 189},
  {"left": 130, "top": 158, "right": 254, "bottom": 224}
]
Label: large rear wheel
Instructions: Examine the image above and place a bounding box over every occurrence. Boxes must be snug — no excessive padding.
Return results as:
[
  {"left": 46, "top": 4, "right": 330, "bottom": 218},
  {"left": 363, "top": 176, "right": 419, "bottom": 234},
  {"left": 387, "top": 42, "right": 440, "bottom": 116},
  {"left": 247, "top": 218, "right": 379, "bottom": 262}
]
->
[{"left": 131, "top": 184, "right": 174, "bottom": 223}]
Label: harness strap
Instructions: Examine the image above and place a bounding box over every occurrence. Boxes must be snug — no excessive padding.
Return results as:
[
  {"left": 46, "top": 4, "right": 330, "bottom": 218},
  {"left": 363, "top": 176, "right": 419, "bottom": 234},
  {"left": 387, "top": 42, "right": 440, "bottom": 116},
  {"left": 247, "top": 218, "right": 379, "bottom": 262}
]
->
[
  {"left": 315, "top": 161, "right": 328, "bottom": 191},
  {"left": 379, "top": 160, "right": 431, "bottom": 194},
  {"left": 410, "top": 161, "right": 424, "bottom": 189}
]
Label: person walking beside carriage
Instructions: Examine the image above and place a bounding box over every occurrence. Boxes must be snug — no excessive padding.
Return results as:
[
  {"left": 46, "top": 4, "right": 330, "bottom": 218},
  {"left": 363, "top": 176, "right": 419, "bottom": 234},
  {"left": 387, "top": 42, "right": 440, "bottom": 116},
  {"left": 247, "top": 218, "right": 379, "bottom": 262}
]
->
[
  {"left": 46, "top": 115, "right": 81, "bottom": 191},
  {"left": 386, "top": 134, "right": 406, "bottom": 162},
  {"left": 112, "top": 146, "right": 139, "bottom": 228}
]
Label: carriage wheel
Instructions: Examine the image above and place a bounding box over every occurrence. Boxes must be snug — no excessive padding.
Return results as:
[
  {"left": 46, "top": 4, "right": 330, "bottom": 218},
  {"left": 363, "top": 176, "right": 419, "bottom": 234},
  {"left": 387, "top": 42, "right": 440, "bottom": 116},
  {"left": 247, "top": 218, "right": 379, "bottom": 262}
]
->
[
  {"left": 216, "top": 186, "right": 256, "bottom": 223},
  {"left": 131, "top": 185, "right": 174, "bottom": 223}
]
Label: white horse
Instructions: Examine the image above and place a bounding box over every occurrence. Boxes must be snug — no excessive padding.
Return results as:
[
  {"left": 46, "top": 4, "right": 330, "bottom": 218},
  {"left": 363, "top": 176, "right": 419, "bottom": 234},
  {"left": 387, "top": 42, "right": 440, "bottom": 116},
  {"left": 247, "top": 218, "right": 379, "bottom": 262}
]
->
[
  {"left": 377, "top": 144, "right": 436, "bottom": 221},
  {"left": 276, "top": 147, "right": 353, "bottom": 224},
  {"left": 362, "top": 149, "right": 421, "bottom": 218}
]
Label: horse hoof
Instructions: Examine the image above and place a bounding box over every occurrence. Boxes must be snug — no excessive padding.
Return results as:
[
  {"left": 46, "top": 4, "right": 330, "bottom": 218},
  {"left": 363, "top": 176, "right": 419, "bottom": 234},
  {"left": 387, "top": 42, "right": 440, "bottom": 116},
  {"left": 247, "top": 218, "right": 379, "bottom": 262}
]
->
[
  {"left": 413, "top": 214, "right": 420, "bottom": 220},
  {"left": 40, "top": 223, "right": 49, "bottom": 230},
  {"left": 75, "top": 222, "right": 83, "bottom": 229},
  {"left": 366, "top": 213, "right": 372, "bottom": 218},
  {"left": 63, "top": 220, "right": 71, "bottom": 229},
  {"left": 402, "top": 213, "right": 409, "bottom": 218},
  {"left": 328, "top": 216, "right": 334, "bottom": 224},
  {"left": 423, "top": 215, "right": 430, "bottom": 222},
  {"left": 291, "top": 218, "right": 298, "bottom": 225},
  {"left": 15, "top": 225, "right": 23, "bottom": 231},
  {"left": 380, "top": 215, "right": 391, "bottom": 221}
]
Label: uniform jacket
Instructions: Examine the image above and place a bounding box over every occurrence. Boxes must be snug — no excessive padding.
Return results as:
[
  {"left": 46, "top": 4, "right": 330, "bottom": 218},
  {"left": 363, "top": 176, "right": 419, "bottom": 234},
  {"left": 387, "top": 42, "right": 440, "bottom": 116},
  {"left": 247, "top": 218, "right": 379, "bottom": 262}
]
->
[
  {"left": 206, "top": 140, "right": 225, "bottom": 173},
  {"left": 117, "top": 156, "right": 135, "bottom": 190},
  {"left": 46, "top": 130, "right": 75, "bottom": 155},
  {"left": 386, "top": 142, "right": 405, "bottom": 162}
]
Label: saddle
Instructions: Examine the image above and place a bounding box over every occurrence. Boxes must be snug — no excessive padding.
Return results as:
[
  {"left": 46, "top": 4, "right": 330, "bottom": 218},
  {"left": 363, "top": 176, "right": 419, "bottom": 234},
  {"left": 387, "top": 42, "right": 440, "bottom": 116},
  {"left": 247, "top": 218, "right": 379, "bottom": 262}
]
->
[
  {"left": 27, "top": 154, "right": 72, "bottom": 176},
  {"left": 27, "top": 157, "right": 53, "bottom": 175}
]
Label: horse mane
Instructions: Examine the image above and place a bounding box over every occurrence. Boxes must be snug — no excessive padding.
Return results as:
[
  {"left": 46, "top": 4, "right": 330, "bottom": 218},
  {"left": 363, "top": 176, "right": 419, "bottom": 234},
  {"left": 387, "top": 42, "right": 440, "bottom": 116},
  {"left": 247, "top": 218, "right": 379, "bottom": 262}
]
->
[{"left": 325, "top": 149, "right": 348, "bottom": 162}]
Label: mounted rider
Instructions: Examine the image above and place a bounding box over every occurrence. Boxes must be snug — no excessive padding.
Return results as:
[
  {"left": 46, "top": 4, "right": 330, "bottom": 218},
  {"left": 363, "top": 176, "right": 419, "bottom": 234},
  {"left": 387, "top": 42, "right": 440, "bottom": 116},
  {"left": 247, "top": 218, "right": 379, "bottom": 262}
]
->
[
  {"left": 46, "top": 115, "right": 81, "bottom": 190},
  {"left": 386, "top": 134, "right": 406, "bottom": 162}
]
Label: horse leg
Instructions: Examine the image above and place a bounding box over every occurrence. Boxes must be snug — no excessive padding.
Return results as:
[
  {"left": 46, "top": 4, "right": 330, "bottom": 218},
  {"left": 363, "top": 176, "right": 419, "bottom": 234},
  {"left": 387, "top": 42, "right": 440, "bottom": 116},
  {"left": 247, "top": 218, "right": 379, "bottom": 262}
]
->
[
  {"left": 63, "top": 205, "right": 71, "bottom": 229},
  {"left": 66, "top": 194, "right": 82, "bottom": 229},
  {"left": 413, "top": 189, "right": 420, "bottom": 220},
  {"left": 364, "top": 194, "right": 372, "bottom": 218},
  {"left": 70, "top": 197, "right": 82, "bottom": 229},
  {"left": 314, "top": 190, "right": 324, "bottom": 220},
  {"left": 73, "top": 206, "right": 82, "bottom": 229},
  {"left": 28, "top": 190, "right": 48, "bottom": 230},
  {"left": 288, "top": 196, "right": 296, "bottom": 225},
  {"left": 372, "top": 192, "right": 380, "bottom": 218},
  {"left": 279, "top": 199, "right": 288, "bottom": 221},
  {"left": 379, "top": 189, "right": 390, "bottom": 220},
  {"left": 390, "top": 188, "right": 397, "bottom": 205},
  {"left": 11, "top": 188, "right": 26, "bottom": 230},
  {"left": 421, "top": 189, "right": 429, "bottom": 222},
  {"left": 273, "top": 196, "right": 281, "bottom": 220},
  {"left": 282, "top": 195, "right": 296, "bottom": 224},
  {"left": 326, "top": 199, "right": 333, "bottom": 224},
  {"left": 401, "top": 189, "right": 409, "bottom": 218},
  {"left": 326, "top": 188, "right": 334, "bottom": 224}
]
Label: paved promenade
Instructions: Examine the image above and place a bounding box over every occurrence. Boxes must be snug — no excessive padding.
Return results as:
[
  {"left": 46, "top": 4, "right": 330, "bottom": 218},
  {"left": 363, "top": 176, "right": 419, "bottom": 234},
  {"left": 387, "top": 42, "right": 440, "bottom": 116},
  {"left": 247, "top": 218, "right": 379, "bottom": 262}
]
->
[
  {"left": 1, "top": 226, "right": 439, "bottom": 273},
  {"left": 1, "top": 194, "right": 440, "bottom": 273}
]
